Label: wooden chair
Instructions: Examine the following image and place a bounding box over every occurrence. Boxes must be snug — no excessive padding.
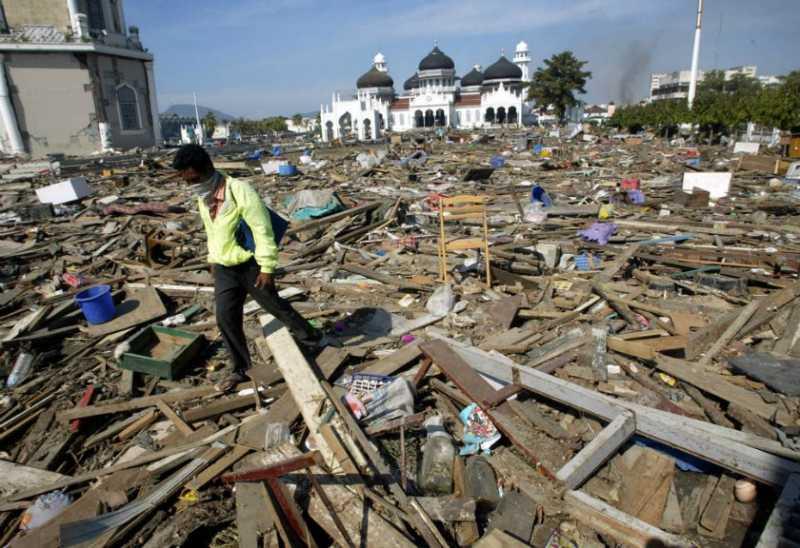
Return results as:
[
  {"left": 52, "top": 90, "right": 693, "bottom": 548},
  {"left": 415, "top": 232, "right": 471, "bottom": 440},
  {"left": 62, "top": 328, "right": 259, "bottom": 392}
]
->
[{"left": 438, "top": 195, "right": 491, "bottom": 286}]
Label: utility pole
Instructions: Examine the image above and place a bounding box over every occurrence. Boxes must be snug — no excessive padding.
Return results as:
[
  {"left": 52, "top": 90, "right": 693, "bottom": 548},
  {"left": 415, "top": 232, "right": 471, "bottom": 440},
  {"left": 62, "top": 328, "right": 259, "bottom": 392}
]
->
[
  {"left": 193, "top": 92, "right": 203, "bottom": 144},
  {"left": 687, "top": 0, "right": 704, "bottom": 109}
]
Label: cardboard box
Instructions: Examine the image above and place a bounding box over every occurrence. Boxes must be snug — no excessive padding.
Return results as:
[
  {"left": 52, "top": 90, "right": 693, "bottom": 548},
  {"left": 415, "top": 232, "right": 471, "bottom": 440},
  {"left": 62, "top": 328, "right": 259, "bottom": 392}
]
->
[{"left": 35, "top": 177, "right": 93, "bottom": 204}]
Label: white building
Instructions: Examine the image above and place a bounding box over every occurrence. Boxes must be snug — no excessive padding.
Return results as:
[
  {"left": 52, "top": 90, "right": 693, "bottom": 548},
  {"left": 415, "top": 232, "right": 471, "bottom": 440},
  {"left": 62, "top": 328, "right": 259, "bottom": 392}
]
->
[
  {"left": 649, "top": 65, "right": 776, "bottom": 102},
  {"left": 320, "top": 42, "right": 532, "bottom": 143}
]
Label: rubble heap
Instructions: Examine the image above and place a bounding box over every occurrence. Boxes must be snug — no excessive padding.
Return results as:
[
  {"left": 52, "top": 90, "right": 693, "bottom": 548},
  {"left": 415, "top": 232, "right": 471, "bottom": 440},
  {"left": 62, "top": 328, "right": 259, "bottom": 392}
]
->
[{"left": 1, "top": 129, "right": 799, "bottom": 547}]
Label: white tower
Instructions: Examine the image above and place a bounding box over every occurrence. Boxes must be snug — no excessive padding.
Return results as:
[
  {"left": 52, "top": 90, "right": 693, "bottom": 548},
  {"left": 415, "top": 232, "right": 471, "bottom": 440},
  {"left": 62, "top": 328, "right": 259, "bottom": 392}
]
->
[
  {"left": 514, "top": 41, "right": 531, "bottom": 82},
  {"left": 373, "top": 52, "right": 387, "bottom": 72}
]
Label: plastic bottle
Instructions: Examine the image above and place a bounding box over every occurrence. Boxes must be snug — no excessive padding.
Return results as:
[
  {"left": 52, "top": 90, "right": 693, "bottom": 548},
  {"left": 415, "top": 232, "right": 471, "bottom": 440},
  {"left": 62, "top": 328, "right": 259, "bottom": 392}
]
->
[
  {"left": 7, "top": 352, "right": 34, "bottom": 388},
  {"left": 417, "top": 415, "right": 455, "bottom": 495}
]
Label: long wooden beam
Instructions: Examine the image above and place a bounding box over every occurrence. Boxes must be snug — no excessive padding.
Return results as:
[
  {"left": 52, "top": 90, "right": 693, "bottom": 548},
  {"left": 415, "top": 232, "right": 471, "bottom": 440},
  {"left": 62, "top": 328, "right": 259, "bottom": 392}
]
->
[{"left": 425, "top": 333, "right": 800, "bottom": 487}]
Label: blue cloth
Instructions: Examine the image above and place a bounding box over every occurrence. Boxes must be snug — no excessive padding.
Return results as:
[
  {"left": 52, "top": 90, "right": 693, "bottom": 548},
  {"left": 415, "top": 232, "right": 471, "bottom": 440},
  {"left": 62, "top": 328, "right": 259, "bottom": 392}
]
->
[
  {"left": 634, "top": 436, "right": 719, "bottom": 474},
  {"left": 490, "top": 155, "right": 506, "bottom": 169},
  {"left": 235, "top": 207, "right": 289, "bottom": 251}
]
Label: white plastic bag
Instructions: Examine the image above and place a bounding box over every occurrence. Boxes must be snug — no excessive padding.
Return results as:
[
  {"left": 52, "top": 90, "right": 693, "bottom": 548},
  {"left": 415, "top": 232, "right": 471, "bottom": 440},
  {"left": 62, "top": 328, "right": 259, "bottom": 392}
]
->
[{"left": 426, "top": 284, "right": 455, "bottom": 316}]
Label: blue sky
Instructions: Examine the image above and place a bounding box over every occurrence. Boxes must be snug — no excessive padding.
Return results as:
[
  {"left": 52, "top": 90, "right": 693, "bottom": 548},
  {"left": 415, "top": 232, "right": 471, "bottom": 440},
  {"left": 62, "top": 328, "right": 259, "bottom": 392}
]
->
[{"left": 126, "top": 0, "right": 800, "bottom": 118}]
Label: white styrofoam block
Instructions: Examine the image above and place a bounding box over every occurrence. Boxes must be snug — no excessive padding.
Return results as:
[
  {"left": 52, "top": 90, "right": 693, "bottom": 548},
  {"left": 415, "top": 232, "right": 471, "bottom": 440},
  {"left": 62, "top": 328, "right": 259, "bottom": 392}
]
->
[
  {"left": 682, "top": 172, "right": 732, "bottom": 199},
  {"left": 35, "top": 177, "right": 93, "bottom": 204},
  {"left": 785, "top": 161, "right": 800, "bottom": 181},
  {"left": 733, "top": 142, "right": 760, "bottom": 154}
]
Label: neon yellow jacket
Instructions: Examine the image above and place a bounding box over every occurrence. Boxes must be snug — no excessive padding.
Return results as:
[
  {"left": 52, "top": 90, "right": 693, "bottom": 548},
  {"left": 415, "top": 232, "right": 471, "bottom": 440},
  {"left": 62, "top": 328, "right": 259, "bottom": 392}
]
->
[{"left": 197, "top": 175, "right": 278, "bottom": 273}]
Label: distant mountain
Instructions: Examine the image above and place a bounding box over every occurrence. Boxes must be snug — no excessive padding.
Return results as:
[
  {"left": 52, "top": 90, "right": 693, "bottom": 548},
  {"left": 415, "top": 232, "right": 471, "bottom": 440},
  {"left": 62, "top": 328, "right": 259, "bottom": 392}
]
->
[{"left": 161, "top": 104, "right": 235, "bottom": 121}]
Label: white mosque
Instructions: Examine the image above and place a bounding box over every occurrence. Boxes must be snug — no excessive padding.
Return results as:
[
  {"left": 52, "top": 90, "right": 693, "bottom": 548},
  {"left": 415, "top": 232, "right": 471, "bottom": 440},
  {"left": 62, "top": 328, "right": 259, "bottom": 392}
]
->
[{"left": 320, "top": 41, "right": 533, "bottom": 142}]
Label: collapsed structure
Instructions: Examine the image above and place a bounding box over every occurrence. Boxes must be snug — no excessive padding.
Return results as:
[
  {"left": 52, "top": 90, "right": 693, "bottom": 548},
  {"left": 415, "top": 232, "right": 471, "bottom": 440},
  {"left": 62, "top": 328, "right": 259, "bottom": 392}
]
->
[{"left": 0, "top": 127, "right": 800, "bottom": 547}]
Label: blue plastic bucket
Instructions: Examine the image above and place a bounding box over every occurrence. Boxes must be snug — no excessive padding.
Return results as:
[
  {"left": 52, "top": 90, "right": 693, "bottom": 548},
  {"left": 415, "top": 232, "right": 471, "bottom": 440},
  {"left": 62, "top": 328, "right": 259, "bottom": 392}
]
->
[
  {"left": 75, "top": 285, "right": 116, "bottom": 325},
  {"left": 278, "top": 164, "right": 297, "bottom": 176}
]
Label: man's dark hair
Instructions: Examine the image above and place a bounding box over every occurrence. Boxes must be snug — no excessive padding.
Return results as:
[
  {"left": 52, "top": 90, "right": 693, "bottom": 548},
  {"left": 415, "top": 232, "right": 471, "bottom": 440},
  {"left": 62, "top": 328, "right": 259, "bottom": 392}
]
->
[{"left": 172, "top": 144, "right": 213, "bottom": 173}]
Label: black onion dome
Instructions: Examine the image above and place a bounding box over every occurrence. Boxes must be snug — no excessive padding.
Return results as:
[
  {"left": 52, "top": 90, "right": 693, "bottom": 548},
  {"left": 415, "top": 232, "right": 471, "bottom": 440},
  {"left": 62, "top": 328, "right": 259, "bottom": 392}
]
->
[
  {"left": 461, "top": 67, "right": 484, "bottom": 87},
  {"left": 418, "top": 46, "right": 455, "bottom": 71},
  {"left": 404, "top": 73, "right": 419, "bottom": 90},
  {"left": 357, "top": 66, "right": 394, "bottom": 88},
  {"left": 483, "top": 56, "right": 522, "bottom": 80}
]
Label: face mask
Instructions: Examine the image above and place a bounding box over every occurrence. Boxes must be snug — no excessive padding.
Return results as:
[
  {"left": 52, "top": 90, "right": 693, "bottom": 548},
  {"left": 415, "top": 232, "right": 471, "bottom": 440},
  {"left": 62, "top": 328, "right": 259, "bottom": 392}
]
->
[{"left": 193, "top": 171, "right": 220, "bottom": 198}]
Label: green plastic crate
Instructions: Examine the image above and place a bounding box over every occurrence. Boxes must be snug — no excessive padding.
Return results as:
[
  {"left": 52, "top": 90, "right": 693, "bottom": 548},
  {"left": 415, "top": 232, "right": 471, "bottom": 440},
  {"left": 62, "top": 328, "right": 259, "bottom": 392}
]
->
[{"left": 120, "top": 325, "right": 205, "bottom": 380}]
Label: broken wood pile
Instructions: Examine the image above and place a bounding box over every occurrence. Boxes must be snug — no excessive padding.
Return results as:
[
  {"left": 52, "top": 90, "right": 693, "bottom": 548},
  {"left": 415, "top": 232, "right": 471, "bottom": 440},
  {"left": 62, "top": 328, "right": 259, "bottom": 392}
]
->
[{"left": 1, "top": 128, "right": 799, "bottom": 546}]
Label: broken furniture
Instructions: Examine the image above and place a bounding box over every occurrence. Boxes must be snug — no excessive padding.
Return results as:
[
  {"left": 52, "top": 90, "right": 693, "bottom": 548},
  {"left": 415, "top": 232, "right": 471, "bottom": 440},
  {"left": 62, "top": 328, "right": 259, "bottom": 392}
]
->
[
  {"left": 119, "top": 325, "right": 205, "bottom": 380},
  {"left": 438, "top": 194, "right": 492, "bottom": 286}
]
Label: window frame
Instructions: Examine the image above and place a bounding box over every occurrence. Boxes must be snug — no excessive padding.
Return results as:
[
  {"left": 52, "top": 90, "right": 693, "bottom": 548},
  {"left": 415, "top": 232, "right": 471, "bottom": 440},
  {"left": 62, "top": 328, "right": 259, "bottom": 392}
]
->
[{"left": 116, "top": 83, "right": 143, "bottom": 133}]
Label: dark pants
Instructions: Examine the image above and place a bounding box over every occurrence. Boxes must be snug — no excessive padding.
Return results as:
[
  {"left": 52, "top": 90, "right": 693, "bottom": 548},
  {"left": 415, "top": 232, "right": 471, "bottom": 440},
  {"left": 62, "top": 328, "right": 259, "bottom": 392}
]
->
[{"left": 214, "top": 259, "right": 318, "bottom": 374}]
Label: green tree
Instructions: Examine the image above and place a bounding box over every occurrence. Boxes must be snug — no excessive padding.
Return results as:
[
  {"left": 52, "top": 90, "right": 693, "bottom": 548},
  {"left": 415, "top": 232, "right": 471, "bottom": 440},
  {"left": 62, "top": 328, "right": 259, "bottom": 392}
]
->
[
  {"left": 527, "top": 51, "right": 591, "bottom": 122},
  {"left": 291, "top": 113, "right": 303, "bottom": 127},
  {"left": 201, "top": 111, "right": 217, "bottom": 138},
  {"left": 692, "top": 71, "right": 760, "bottom": 141},
  {"left": 752, "top": 71, "right": 800, "bottom": 130}
]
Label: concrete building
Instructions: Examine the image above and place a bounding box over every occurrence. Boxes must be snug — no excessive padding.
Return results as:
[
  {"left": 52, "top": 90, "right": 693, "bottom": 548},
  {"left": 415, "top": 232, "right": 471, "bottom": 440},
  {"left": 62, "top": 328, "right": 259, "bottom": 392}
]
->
[
  {"left": 649, "top": 65, "right": 775, "bottom": 102},
  {"left": 320, "top": 41, "right": 533, "bottom": 143},
  {"left": 0, "top": 0, "right": 160, "bottom": 157}
]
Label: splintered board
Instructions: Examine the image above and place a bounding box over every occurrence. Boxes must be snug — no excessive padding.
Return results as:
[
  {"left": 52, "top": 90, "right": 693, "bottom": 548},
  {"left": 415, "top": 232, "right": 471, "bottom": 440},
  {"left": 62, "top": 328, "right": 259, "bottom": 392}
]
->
[{"left": 120, "top": 325, "right": 204, "bottom": 380}]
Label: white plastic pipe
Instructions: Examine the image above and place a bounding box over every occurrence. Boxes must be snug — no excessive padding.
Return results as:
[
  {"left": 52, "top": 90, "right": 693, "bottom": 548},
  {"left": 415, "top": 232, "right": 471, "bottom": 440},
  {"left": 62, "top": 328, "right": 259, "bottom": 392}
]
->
[{"left": 687, "top": 0, "right": 704, "bottom": 109}]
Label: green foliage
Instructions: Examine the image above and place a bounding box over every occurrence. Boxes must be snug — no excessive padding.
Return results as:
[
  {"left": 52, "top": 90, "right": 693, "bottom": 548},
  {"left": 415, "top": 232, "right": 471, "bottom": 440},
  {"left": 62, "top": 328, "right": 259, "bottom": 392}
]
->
[
  {"left": 201, "top": 111, "right": 217, "bottom": 138},
  {"left": 527, "top": 51, "right": 591, "bottom": 122},
  {"left": 610, "top": 69, "right": 800, "bottom": 136},
  {"left": 227, "top": 117, "right": 288, "bottom": 137},
  {"left": 291, "top": 113, "right": 303, "bottom": 126}
]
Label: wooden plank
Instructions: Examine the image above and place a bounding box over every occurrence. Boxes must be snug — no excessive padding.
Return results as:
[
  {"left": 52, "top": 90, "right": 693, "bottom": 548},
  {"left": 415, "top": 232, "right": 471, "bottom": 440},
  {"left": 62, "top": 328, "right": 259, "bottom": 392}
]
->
[
  {"left": 183, "top": 394, "right": 259, "bottom": 423},
  {"left": 641, "top": 335, "right": 688, "bottom": 352},
  {"left": 428, "top": 334, "right": 800, "bottom": 486},
  {"left": 420, "top": 340, "right": 502, "bottom": 407},
  {"left": 261, "top": 443, "right": 415, "bottom": 547},
  {"left": 234, "top": 455, "right": 275, "bottom": 548},
  {"left": 259, "top": 314, "right": 365, "bottom": 471},
  {"left": 608, "top": 337, "right": 656, "bottom": 360},
  {"left": 699, "top": 475, "right": 735, "bottom": 539},
  {"left": 756, "top": 473, "right": 800, "bottom": 548},
  {"left": 655, "top": 355, "right": 789, "bottom": 425},
  {"left": 565, "top": 490, "right": 694, "bottom": 548},
  {"left": 556, "top": 412, "right": 635, "bottom": 490},
  {"left": 774, "top": 304, "right": 800, "bottom": 355},
  {"left": 116, "top": 408, "right": 158, "bottom": 441},
  {"left": 2, "top": 419, "right": 249, "bottom": 503},
  {"left": 697, "top": 299, "right": 759, "bottom": 366},
  {"left": 0, "top": 461, "right": 71, "bottom": 498},
  {"left": 361, "top": 342, "right": 421, "bottom": 376},
  {"left": 686, "top": 309, "right": 740, "bottom": 360},
  {"left": 185, "top": 445, "right": 251, "bottom": 493},
  {"left": 57, "top": 385, "right": 222, "bottom": 423},
  {"left": 156, "top": 400, "right": 194, "bottom": 436},
  {"left": 339, "top": 263, "right": 427, "bottom": 291},
  {"left": 619, "top": 446, "right": 675, "bottom": 526},
  {"left": 507, "top": 399, "right": 571, "bottom": 440},
  {"left": 445, "top": 238, "right": 483, "bottom": 250},
  {"left": 740, "top": 282, "right": 800, "bottom": 338}
]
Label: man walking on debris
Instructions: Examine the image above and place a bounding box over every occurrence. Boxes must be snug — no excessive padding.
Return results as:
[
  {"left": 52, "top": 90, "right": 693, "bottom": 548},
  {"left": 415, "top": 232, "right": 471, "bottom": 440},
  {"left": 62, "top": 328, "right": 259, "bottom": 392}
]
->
[{"left": 173, "top": 144, "right": 321, "bottom": 391}]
